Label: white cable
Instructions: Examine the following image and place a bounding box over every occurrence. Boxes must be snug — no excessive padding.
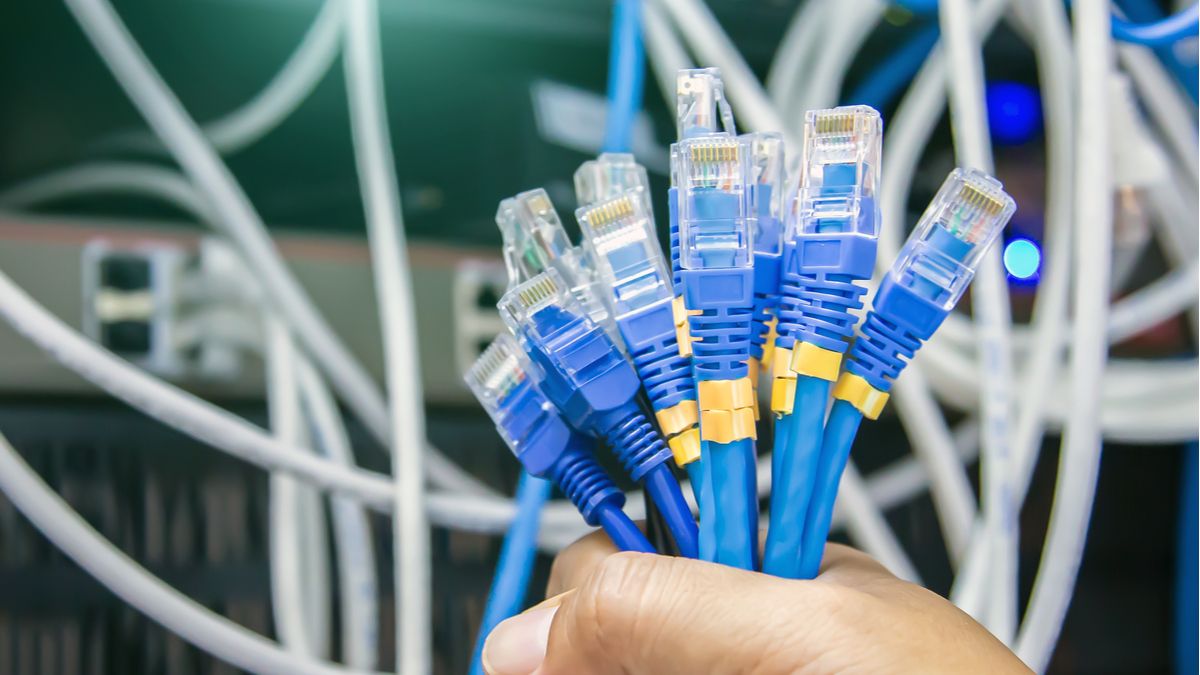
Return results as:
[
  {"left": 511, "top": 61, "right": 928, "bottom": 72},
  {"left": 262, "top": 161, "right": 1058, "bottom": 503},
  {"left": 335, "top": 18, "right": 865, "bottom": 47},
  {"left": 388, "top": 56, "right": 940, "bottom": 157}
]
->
[
  {"left": 891, "top": 368, "right": 976, "bottom": 560},
  {"left": 952, "top": 0, "right": 1076, "bottom": 619},
  {"left": 0, "top": 262, "right": 599, "bottom": 539},
  {"left": 266, "top": 315, "right": 330, "bottom": 658},
  {"left": 1016, "top": 2, "right": 1113, "bottom": 667},
  {"left": 641, "top": 0, "right": 694, "bottom": 113},
  {"left": 106, "top": 0, "right": 345, "bottom": 156},
  {"left": 1108, "top": 261, "right": 1199, "bottom": 344},
  {"left": 651, "top": 0, "right": 793, "bottom": 145},
  {"left": 0, "top": 429, "right": 381, "bottom": 675},
  {"left": 789, "top": 0, "right": 885, "bottom": 114},
  {"left": 938, "top": 0, "right": 1017, "bottom": 641},
  {"left": 0, "top": 162, "right": 514, "bottom": 505},
  {"left": 62, "top": 0, "right": 393, "bottom": 451},
  {"left": 836, "top": 463, "right": 923, "bottom": 584},
  {"left": 296, "top": 356, "right": 380, "bottom": 669},
  {"left": 1117, "top": 44, "right": 1200, "bottom": 187},
  {"left": 343, "top": 2, "right": 430, "bottom": 671},
  {"left": 0, "top": 163, "right": 216, "bottom": 221},
  {"left": 857, "top": 418, "right": 981, "bottom": 517},
  {"left": 766, "top": 0, "right": 831, "bottom": 112}
]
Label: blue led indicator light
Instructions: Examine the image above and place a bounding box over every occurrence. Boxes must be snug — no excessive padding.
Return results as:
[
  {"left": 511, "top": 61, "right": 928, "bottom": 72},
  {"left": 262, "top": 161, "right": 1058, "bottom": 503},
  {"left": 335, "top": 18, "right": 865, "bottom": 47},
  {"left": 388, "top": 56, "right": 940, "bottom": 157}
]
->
[
  {"left": 1003, "top": 238, "right": 1041, "bottom": 280},
  {"left": 986, "top": 81, "right": 1042, "bottom": 145}
]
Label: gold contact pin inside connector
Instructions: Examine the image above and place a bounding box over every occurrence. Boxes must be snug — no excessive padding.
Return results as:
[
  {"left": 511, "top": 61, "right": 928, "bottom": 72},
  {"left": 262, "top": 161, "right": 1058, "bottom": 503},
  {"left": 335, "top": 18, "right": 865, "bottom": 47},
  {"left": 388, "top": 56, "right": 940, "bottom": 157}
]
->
[
  {"left": 469, "top": 337, "right": 524, "bottom": 398},
  {"left": 814, "top": 112, "right": 856, "bottom": 135},
  {"left": 689, "top": 141, "right": 739, "bottom": 163},
  {"left": 959, "top": 181, "right": 1005, "bottom": 216},
  {"left": 584, "top": 195, "right": 636, "bottom": 229},
  {"left": 525, "top": 192, "right": 553, "bottom": 216},
  {"left": 516, "top": 274, "right": 558, "bottom": 308}
]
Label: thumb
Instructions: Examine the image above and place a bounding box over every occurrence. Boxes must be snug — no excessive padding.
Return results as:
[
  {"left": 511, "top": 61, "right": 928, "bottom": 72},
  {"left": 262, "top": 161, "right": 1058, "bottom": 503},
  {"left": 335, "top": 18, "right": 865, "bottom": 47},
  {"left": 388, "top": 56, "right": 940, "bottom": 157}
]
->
[{"left": 482, "top": 552, "right": 840, "bottom": 675}]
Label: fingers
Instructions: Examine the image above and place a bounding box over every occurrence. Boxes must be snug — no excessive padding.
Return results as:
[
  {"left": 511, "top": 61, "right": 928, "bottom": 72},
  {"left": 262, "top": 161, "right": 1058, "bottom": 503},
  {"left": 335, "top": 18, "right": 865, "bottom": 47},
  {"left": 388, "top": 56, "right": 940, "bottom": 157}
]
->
[
  {"left": 488, "top": 541, "right": 1032, "bottom": 675},
  {"left": 545, "top": 528, "right": 620, "bottom": 598},
  {"left": 487, "top": 551, "right": 840, "bottom": 675}
]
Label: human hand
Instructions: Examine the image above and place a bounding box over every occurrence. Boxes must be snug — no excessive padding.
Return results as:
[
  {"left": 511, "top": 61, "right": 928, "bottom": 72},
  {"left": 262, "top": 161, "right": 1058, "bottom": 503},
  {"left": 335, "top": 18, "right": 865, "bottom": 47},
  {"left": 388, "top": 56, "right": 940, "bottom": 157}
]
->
[{"left": 481, "top": 530, "right": 1032, "bottom": 675}]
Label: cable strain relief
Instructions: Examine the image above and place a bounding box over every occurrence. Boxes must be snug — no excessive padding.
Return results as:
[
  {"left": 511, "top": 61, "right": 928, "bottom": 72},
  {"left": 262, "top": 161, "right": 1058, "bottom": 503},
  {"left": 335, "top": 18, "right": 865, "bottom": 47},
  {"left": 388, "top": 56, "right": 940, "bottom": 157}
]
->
[
  {"left": 688, "top": 304, "right": 753, "bottom": 381},
  {"left": 603, "top": 407, "right": 672, "bottom": 482},
  {"left": 777, "top": 271, "right": 866, "bottom": 353},
  {"left": 631, "top": 331, "right": 696, "bottom": 412},
  {"left": 552, "top": 449, "right": 624, "bottom": 526},
  {"left": 668, "top": 187, "right": 683, "bottom": 287},
  {"left": 749, "top": 296, "right": 776, "bottom": 361},
  {"left": 845, "top": 309, "right": 924, "bottom": 392}
]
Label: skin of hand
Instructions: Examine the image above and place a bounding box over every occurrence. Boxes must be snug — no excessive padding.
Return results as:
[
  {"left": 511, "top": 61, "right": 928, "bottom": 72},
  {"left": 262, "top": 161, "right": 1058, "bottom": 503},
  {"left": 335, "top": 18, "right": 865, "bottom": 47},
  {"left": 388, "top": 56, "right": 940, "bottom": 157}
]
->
[{"left": 481, "top": 531, "right": 1033, "bottom": 675}]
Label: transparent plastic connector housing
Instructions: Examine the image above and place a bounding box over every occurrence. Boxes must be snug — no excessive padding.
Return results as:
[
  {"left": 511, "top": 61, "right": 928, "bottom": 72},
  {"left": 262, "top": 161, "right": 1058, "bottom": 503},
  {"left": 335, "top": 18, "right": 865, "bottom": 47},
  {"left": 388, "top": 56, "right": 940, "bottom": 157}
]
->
[
  {"left": 788, "top": 105, "right": 882, "bottom": 240},
  {"left": 498, "top": 267, "right": 588, "bottom": 346},
  {"left": 464, "top": 332, "right": 532, "bottom": 448},
  {"left": 577, "top": 191, "right": 672, "bottom": 320},
  {"left": 465, "top": 332, "right": 524, "bottom": 421},
  {"left": 495, "top": 188, "right": 574, "bottom": 286},
  {"left": 494, "top": 188, "right": 617, "bottom": 341},
  {"left": 676, "top": 67, "right": 735, "bottom": 139},
  {"left": 574, "top": 153, "right": 650, "bottom": 207},
  {"left": 746, "top": 132, "right": 786, "bottom": 256},
  {"left": 677, "top": 135, "right": 751, "bottom": 270},
  {"left": 892, "top": 168, "right": 1017, "bottom": 309}
]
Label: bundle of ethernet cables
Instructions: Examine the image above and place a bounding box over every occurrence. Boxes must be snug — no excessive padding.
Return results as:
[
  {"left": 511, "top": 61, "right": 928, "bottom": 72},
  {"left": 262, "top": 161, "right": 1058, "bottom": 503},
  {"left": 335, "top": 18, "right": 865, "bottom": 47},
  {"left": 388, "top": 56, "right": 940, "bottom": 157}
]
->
[{"left": 466, "top": 67, "right": 1015, "bottom": 578}]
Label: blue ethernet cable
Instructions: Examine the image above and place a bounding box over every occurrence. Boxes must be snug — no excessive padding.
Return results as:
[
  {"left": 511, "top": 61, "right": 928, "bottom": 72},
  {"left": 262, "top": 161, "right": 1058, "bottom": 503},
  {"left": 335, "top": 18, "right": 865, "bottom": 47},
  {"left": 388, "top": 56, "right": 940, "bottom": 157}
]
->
[
  {"left": 670, "top": 67, "right": 740, "bottom": 564},
  {"left": 465, "top": 333, "right": 657, "bottom": 553},
  {"left": 1111, "top": 3, "right": 1199, "bottom": 47},
  {"left": 575, "top": 186, "right": 704, "bottom": 484},
  {"left": 470, "top": 192, "right": 579, "bottom": 675},
  {"left": 797, "top": 168, "right": 1016, "bottom": 579},
  {"left": 499, "top": 269, "right": 700, "bottom": 558},
  {"left": 676, "top": 126, "right": 758, "bottom": 571},
  {"left": 469, "top": 472, "right": 552, "bottom": 675},
  {"left": 745, "top": 132, "right": 786, "bottom": 413},
  {"left": 763, "top": 106, "right": 882, "bottom": 579},
  {"left": 575, "top": 159, "right": 702, "bottom": 557},
  {"left": 464, "top": 334, "right": 655, "bottom": 675},
  {"left": 1117, "top": 0, "right": 1198, "bottom": 102},
  {"left": 602, "top": 0, "right": 645, "bottom": 153}
]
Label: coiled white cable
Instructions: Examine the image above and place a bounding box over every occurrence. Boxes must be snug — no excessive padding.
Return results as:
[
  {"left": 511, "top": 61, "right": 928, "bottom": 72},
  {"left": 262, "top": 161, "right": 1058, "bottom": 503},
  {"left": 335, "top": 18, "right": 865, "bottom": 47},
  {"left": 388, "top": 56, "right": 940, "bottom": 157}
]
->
[
  {"left": 1015, "top": 2, "right": 1113, "bottom": 667},
  {"left": 641, "top": 0, "right": 693, "bottom": 113},
  {"left": 343, "top": 0, "right": 431, "bottom": 670},
  {"left": 952, "top": 0, "right": 1076, "bottom": 621},
  {"left": 765, "top": 0, "right": 830, "bottom": 113},
  {"left": 788, "top": 0, "right": 885, "bottom": 115},
  {"left": 266, "top": 315, "right": 332, "bottom": 659},
  {"left": 62, "top": 0, "right": 394, "bottom": 455},
  {"left": 651, "top": 0, "right": 793, "bottom": 145},
  {"left": 295, "top": 355, "right": 381, "bottom": 669},
  {"left": 102, "top": 0, "right": 346, "bottom": 157},
  {"left": 938, "top": 0, "right": 1017, "bottom": 640},
  {"left": 0, "top": 429, "right": 381, "bottom": 675}
]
